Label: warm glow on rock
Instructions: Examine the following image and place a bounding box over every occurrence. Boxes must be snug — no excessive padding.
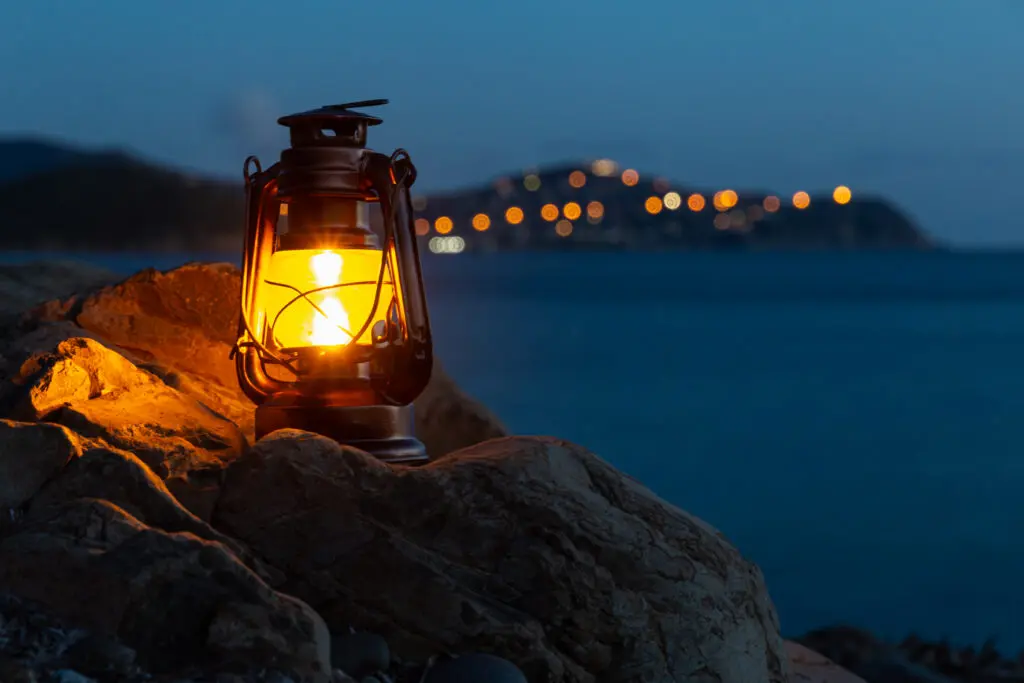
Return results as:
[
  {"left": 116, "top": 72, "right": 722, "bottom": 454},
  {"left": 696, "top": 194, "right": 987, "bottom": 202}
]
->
[
  {"left": 793, "top": 191, "right": 811, "bottom": 209},
  {"left": 568, "top": 171, "right": 587, "bottom": 188},
  {"left": 505, "top": 206, "right": 524, "bottom": 224},
  {"left": 435, "top": 216, "right": 453, "bottom": 234},
  {"left": 688, "top": 194, "right": 706, "bottom": 211},
  {"left": 541, "top": 204, "right": 560, "bottom": 222},
  {"left": 472, "top": 213, "right": 491, "bottom": 232},
  {"left": 644, "top": 196, "right": 663, "bottom": 215},
  {"left": 621, "top": 169, "right": 639, "bottom": 187},
  {"left": 833, "top": 185, "right": 852, "bottom": 205},
  {"left": 563, "top": 202, "right": 582, "bottom": 221}
]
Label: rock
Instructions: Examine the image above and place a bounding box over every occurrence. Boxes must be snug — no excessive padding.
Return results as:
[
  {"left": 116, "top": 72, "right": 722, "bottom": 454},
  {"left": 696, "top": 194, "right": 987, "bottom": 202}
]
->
[
  {"left": 18, "top": 261, "right": 507, "bottom": 457},
  {"left": 0, "top": 420, "right": 80, "bottom": 510},
  {"left": 215, "top": 432, "right": 788, "bottom": 683},
  {"left": 796, "top": 628, "right": 967, "bottom": 683},
  {"left": 423, "top": 653, "right": 527, "bottom": 683},
  {"left": 5, "top": 337, "right": 246, "bottom": 520},
  {"left": 784, "top": 641, "right": 867, "bottom": 683},
  {"left": 60, "top": 633, "right": 137, "bottom": 679},
  {"left": 330, "top": 631, "right": 391, "bottom": 679},
  {"left": 0, "top": 261, "right": 117, "bottom": 320},
  {"left": 0, "top": 497, "right": 330, "bottom": 681}
]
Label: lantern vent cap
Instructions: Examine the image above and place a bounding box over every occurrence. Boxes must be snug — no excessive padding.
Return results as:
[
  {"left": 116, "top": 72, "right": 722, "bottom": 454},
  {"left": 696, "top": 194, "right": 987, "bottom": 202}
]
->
[{"left": 277, "top": 99, "right": 387, "bottom": 129}]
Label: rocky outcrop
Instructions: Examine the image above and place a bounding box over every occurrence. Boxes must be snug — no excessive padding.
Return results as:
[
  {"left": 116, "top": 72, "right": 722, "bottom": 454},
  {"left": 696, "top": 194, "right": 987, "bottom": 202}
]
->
[
  {"left": 14, "top": 261, "right": 507, "bottom": 456},
  {"left": 0, "top": 260, "right": 117, "bottom": 319},
  {"left": 0, "top": 261, "right": 797, "bottom": 682}
]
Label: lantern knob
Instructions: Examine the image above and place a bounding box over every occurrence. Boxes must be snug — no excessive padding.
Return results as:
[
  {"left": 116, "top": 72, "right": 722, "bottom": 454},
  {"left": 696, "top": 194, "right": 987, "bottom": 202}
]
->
[{"left": 278, "top": 99, "right": 389, "bottom": 148}]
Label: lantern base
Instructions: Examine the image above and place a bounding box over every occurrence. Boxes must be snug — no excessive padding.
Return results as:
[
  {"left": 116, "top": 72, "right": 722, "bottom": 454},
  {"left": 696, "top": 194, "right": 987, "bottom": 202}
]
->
[{"left": 255, "top": 401, "right": 427, "bottom": 464}]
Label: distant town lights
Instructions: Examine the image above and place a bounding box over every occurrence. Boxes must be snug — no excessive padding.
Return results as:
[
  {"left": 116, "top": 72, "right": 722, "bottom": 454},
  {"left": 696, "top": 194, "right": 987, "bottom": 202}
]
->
[
  {"left": 568, "top": 170, "right": 587, "bottom": 188},
  {"left": 663, "top": 191, "right": 682, "bottom": 210},
  {"left": 591, "top": 159, "right": 618, "bottom": 176},
  {"left": 793, "top": 191, "right": 811, "bottom": 209},
  {"left": 687, "top": 193, "right": 706, "bottom": 211},
  {"left": 833, "top": 185, "right": 852, "bottom": 205},
  {"left": 471, "top": 213, "right": 491, "bottom": 231},
  {"left": 644, "top": 196, "right": 664, "bottom": 215},
  {"left": 621, "top": 169, "right": 639, "bottom": 187},
  {"left": 563, "top": 202, "right": 582, "bottom": 220},
  {"left": 428, "top": 235, "right": 465, "bottom": 254},
  {"left": 523, "top": 174, "right": 541, "bottom": 191},
  {"left": 434, "top": 216, "right": 453, "bottom": 234},
  {"left": 540, "top": 204, "right": 559, "bottom": 221},
  {"left": 414, "top": 218, "right": 430, "bottom": 236},
  {"left": 763, "top": 195, "right": 781, "bottom": 212},
  {"left": 555, "top": 219, "right": 573, "bottom": 237},
  {"left": 505, "top": 206, "right": 524, "bottom": 224}
]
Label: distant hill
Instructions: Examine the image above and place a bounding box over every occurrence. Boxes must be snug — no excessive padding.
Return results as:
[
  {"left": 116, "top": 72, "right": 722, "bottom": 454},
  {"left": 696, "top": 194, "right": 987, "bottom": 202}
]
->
[{"left": 0, "top": 139, "right": 935, "bottom": 252}]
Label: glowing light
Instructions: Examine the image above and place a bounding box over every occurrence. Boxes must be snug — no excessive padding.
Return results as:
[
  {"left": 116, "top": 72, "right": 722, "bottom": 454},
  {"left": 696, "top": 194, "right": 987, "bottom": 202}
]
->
[
  {"left": 688, "top": 194, "right": 706, "bottom": 211},
  {"left": 621, "top": 169, "right": 639, "bottom": 187},
  {"left": 309, "top": 251, "right": 351, "bottom": 346},
  {"left": 555, "top": 220, "right": 573, "bottom": 237},
  {"left": 663, "top": 191, "right": 682, "bottom": 210},
  {"left": 411, "top": 196, "right": 428, "bottom": 211},
  {"left": 471, "top": 213, "right": 491, "bottom": 232},
  {"left": 505, "top": 206, "right": 524, "bottom": 225},
  {"left": 568, "top": 170, "right": 587, "bottom": 188},
  {"left": 428, "top": 235, "right": 466, "bottom": 254},
  {"left": 713, "top": 190, "right": 738, "bottom": 212},
  {"left": 586, "top": 201, "right": 604, "bottom": 219},
  {"left": 763, "top": 195, "right": 781, "bottom": 213},
  {"left": 591, "top": 158, "right": 618, "bottom": 176},
  {"left": 523, "top": 174, "right": 541, "bottom": 191},
  {"left": 793, "top": 191, "right": 811, "bottom": 209},
  {"left": 644, "top": 196, "right": 664, "bottom": 215},
  {"left": 414, "top": 218, "right": 430, "bottom": 236},
  {"left": 833, "top": 185, "right": 852, "bottom": 205},
  {"left": 434, "top": 216, "right": 453, "bottom": 234},
  {"left": 563, "top": 202, "right": 582, "bottom": 221},
  {"left": 713, "top": 213, "right": 730, "bottom": 230},
  {"left": 541, "top": 204, "right": 560, "bottom": 222}
]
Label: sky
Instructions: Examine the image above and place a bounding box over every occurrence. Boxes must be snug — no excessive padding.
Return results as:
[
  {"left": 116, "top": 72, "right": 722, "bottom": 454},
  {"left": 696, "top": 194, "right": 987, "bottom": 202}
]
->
[{"left": 1, "top": 0, "right": 1022, "bottom": 245}]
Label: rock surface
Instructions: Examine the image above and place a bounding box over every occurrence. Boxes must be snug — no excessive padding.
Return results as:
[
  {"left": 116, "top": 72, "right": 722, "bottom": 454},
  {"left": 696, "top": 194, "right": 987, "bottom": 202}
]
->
[{"left": 215, "top": 430, "right": 788, "bottom": 683}]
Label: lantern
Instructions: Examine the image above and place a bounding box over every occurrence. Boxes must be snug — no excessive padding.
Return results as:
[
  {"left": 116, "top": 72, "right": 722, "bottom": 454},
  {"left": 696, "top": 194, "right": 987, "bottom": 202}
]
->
[{"left": 233, "top": 99, "right": 433, "bottom": 463}]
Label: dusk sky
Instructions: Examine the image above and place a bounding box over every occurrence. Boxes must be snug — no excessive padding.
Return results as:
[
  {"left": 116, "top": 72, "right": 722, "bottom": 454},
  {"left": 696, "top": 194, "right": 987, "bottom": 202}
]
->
[{"left": 2, "top": 0, "right": 1022, "bottom": 245}]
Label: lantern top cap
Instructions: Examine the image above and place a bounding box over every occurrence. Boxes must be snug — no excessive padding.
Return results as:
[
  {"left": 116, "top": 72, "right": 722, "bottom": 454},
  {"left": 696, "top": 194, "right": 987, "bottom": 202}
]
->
[{"left": 277, "top": 99, "right": 387, "bottom": 129}]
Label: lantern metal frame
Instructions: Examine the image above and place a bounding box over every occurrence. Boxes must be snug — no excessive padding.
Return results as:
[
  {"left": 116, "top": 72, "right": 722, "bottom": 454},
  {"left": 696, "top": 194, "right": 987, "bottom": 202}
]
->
[{"left": 231, "top": 99, "right": 433, "bottom": 463}]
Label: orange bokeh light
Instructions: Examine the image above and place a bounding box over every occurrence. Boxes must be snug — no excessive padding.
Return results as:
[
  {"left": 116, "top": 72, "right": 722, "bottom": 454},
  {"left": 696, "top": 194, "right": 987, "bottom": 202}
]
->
[
  {"left": 644, "top": 196, "right": 664, "bottom": 215},
  {"left": 833, "top": 185, "right": 852, "bottom": 205},
  {"left": 540, "top": 204, "right": 560, "bottom": 222},
  {"left": 586, "top": 201, "right": 604, "bottom": 219},
  {"left": 414, "top": 218, "right": 430, "bottom": 236},
  {"left": 568, "top": 170, "right": 587, "bottom": 188},
  {"left": 434, "top": 216, "right": 453, "bottom": 234},
  {"left": 621, "top": 169, "right": 639, "bottom": 187},
  {"left": 555, "top": 219, "right": 573, "bottom": 237},
  {"left": 793, "top": 191, "right": 811, "bottom": 209},
  {"left": 763, "top": 195, "right": 781, "bottom": 212},
  {"left": 563, "top": 202, "right": 582, "bottom": 221},
  {"left": 471, "top": 213, "right": 491, "bottom": 232},
  {"left": 505, "top": 206, "right": 524, "bottom": 224},
  {"left": 687, "top": 193, "right": 706, "bottom": 211}
]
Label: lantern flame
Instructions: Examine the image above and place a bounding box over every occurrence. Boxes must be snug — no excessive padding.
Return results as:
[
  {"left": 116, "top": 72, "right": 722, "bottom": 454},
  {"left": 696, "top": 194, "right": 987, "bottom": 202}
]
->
[{"left": 309, "top": 251, "right": 351, "bottom": 346}]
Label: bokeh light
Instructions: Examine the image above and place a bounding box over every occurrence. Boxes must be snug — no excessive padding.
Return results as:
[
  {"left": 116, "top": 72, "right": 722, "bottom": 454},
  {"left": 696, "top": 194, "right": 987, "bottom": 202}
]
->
[
  {"left": 621, "top": 169, "right": 639, "bottom": 187},
  {"left": 663, "top": 191, "right": 682, "bottom": 210},
  {"left": 833, "top": 185, "right": 852, "bottom": 205},
  {"left": 505, "top": 206, "right": 524, "bottom": 225},
  {"left": 644, "top": 196, "right": 664, "bottom": 215},
  {"left": 586, "top": 201, "right": 604, "bottom": 219},
  {"left": 563, "top": 202, "right": 582, "bottom": 220},
  {"left": 428, "top": 235, "right": 465, "bottom": 254},
  {"left": 713, "top": 213, "right": 730, "bottom": 230},
  {"left": 540, "top": 204, "right": 560, "bottom": 221},
  {"left": 688, "top": 193, "right": 706, "bottom": 211},
  {"left": 434, "top": 216, "right": 453, "bottom": 234},
  {"left": 555, "top": 220, "right": 573, "bottom": 237},
  {"left": 523, "top": 174, "right": 541, "bottom": 191},
  {"left": 568, "top": 170, "right": 587, "bottom": 188},
  {"left": 721, "top": 190, "right": 739, "bottom": 209},
  {"left": 591, "top": 159, "right": 618, "bottom": 177},
  {"left": 763, "top": 195, "right": 781, "bottom": 213},
  {"left": 793, "top": 191, "right": 811, "bottom": 209},
  {"left": 414, "top": 218, "right": 430, "bottom": 236},
  {"left": 471, "top": 213, "right": 491, "bottom": 232}
]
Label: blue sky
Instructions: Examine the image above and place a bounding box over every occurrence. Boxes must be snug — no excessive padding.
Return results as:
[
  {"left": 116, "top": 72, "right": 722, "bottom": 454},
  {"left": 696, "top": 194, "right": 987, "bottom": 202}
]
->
[{"left": 2, "top": 0, "right": 1022, "bottom": 245}]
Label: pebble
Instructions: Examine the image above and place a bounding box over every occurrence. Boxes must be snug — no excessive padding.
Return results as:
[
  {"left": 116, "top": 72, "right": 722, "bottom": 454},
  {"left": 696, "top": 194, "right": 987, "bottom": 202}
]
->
[
  {"left": 330, "top": 631, "right": 391, "bottom": 679},
  {"left": 423, "top": 653, "right": 527, "bottom": 683}
]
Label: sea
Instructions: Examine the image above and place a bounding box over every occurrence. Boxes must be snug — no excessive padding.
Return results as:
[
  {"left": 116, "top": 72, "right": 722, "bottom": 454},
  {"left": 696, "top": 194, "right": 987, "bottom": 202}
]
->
[{"left": 4, "top": 249, "right": 1023, "bottom": 650}]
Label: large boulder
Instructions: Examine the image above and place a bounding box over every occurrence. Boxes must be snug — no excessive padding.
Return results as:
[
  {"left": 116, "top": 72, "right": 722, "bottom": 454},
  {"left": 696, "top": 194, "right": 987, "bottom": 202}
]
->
[
  {"left": 18, "top": 261, "right": 507, "bottom": 457},
  {"left": 214, "top": 431, "right": 789, "bottom": 683}
]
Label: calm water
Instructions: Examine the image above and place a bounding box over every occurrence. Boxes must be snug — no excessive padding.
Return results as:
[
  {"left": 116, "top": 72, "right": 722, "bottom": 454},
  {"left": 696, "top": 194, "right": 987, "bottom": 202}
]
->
[{"left": 5, "top": 250, "right": 1023, "bottom": 649}]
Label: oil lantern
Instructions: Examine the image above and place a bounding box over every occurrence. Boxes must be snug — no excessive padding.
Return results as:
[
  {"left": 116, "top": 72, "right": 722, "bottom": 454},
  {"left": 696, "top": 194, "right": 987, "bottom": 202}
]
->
[{"left": 232, "top": 99, "right": 433, "bottom": 463}]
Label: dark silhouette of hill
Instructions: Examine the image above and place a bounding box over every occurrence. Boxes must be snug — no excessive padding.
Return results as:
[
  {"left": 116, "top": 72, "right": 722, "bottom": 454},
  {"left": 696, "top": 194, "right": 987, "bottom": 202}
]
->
[{"left": 0, "top": 140, "right": 935, "bottom": 251}]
